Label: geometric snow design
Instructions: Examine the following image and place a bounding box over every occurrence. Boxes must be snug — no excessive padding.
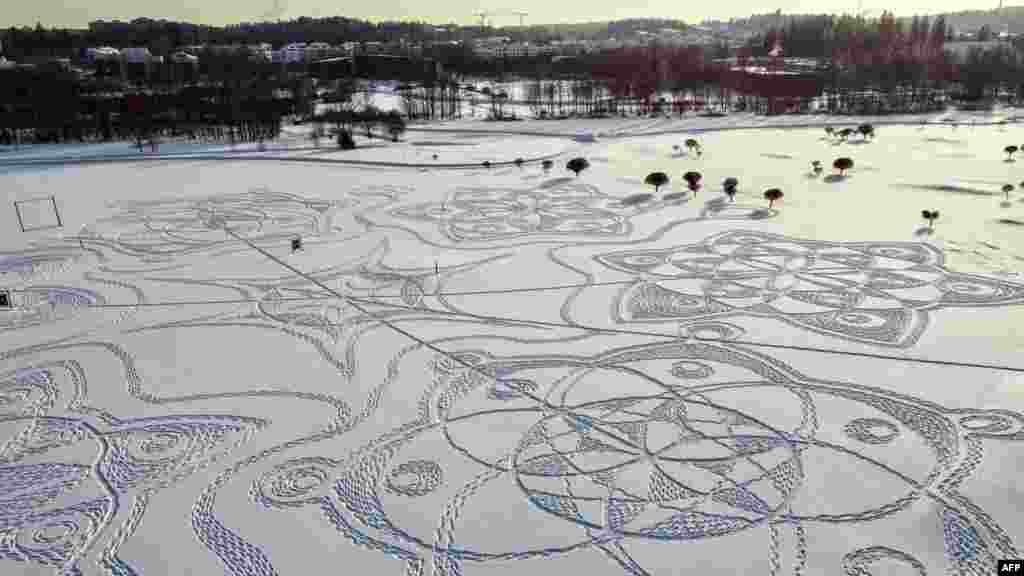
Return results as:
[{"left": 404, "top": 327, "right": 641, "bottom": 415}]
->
[{"left": 596, "top": 230, "right": 1024, "bottom": 347}]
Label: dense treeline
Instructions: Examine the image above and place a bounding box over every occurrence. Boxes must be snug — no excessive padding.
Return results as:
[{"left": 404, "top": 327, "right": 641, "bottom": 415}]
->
[
  {"left": 0, "top": 17, "right": 698, "bottom": 61},
  {"left": 6, "top": 12, "right": 1024, "bottom": 148}
]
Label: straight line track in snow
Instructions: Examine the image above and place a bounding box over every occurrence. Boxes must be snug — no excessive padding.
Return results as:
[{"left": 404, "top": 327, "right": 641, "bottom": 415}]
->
[{"left": 219, "top": 223, "right": 648, "bottom": 452}]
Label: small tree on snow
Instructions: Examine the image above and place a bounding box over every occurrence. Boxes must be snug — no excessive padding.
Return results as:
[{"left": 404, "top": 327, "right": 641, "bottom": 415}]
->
[
  {"left": 645, "top": 172, "right": 669, "bottom": 193},
  {"left": 811, "top": 160, "right": 823, "bottom": 175},
  {"left": 682, "top": 171, "right": 702, "bottom": 195},
  {"left": 685, "top": 138, "right": 702, "bottom": 156},
  {"left": 922, "top": 210, "right": 939, "bottom": 230},
  {"left": 542, "top": 159, "right": 553, "bottom": 173},
  {"left": 764, "top": 188, "right": 784, "bottom": 208},
  {"left": 857, "top": 123, "right": 874, "bottom": 140},
  {"left": 1006, "top": 145, "right": 1019, "bottom": 160},
  {"left": 833, "top": 157, "right": 854, "bottom": 176},
  {"left": 723, "top": 177, "right": 738, "bottom": 201},
  {"left": 566, "top": 157, "right": 590, "bottom": 177},
  {"left": 514, "top": 158, "right": 525, "bottom": 169},
  {"left": 1003, "top": 184, "right": 1015, "bottom": 200}
]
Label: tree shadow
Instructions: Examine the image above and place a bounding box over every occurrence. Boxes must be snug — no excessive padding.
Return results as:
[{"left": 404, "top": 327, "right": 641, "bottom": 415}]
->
[
  {"left": 662, "top": 192, "right": 690, "bottom": 203},
  {"left": 804, "top": 172, "right": 820, "bottom": 180},
  {"left": 1005, "top": 158, "right": 1016, "bottom": 164},
  {"left": 1001, "top": 201, "right": 1013, "bottom": 208},
  {"left": 622, "top": 193, "right": 655, "bottom": 206},
  {"left": 749, "top": 208, "right": 775, "bottom": 220},
  {"left": 704, "top": 197, "right": 727, "bottom": 212},
  {"left": 846, "top": 139, "right": 870, "bottom": 145},
  {"left": 823, "top": 174, "right": 847, "bottom": 183},
  {"left": 538, "top": 177, "right": 574, "bottom": 189},
  {"left": 913, "top": 226, "right": 934, "bottom": 237}
]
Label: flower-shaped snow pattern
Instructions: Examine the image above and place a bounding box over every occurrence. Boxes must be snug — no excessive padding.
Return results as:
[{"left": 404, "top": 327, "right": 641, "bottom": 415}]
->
[
  {"left": 101, "top": 187, "right": 394, "bottom": 257},
  {"left": 0, "top": 412, "right": 265, "bottom": 574},
  {"left": 595, "top": 230, "right": 1024, "bottom": 347},
  {"left": 252, "top": 341, "right": 1022, "bottom": 575},
  {"left": 392, "top": 181, "right": 659, "bottom": 242},
  {"left": 0, "top": 348, "right": 267, "bottom": 575}
]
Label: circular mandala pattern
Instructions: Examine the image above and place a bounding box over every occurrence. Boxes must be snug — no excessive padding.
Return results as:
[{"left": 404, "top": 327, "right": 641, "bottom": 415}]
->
[
  {"left": 843, "top": 418, "right": 900, "bottom": 444},
  {"left": 254, "top": 457, "right": 337, "bottom": 508},
  {"left": 670, "top": 361, "right": 714, "bottom": 379},
  {"left": 385, "top": 460, "right": 443, "bottom": 497},
  {"left": 508, "top": 394, "right": 801, "bottom": 541}
]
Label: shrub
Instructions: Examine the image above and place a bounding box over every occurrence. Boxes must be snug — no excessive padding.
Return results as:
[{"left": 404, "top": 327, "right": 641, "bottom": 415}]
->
[
  {"left": 644, "top": 172, "right": 670, "bottom": 192},
  {"left": 833, "top": 157, "right": 854, "bottom": 175},
  {"left": 723, "top": 177, "right": 738, "bottom": 201},
  {"left": 566, "top": 157, "right": 590, "bottom": 177}
]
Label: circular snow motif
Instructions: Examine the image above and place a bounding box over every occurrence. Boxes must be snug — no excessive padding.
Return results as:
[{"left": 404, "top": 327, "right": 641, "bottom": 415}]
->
[
  {"left": 255, "top": 457, "right": 336, "bottom": 508},
  {"left": 732, "top": 235, "right": 764, "bottom": 244},
  {"left": 670, "top": 361, "right": 714, "bottom": 379},
  {"left": 511, "top": 395, "right": 799, "bottom": 540},
  {"left": 623, "top": 255, "right": 663, "bottom": 267},
  {"left": 385, "top": 460, "right": 444, "bottom": 497},
  {"left": 959, "top": 414, "right": 1013, "bottom": 433},
  {"left": 843, "top": 418, "right": 900, "bottom": 444}
]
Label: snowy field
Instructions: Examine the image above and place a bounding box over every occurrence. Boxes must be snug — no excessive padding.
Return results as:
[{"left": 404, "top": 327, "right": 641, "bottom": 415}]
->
[{"left": 2, "top": 111, "right": 1024, "bottom": 576}]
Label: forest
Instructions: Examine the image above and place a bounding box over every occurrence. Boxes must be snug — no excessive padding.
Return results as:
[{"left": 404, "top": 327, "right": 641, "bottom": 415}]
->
[{"left": 3, "top": 13, "right": 1024, "bottom": 147}]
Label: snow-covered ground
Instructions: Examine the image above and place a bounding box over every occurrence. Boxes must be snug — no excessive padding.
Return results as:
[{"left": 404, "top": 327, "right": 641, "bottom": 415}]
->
[{"left": 2, "top": 111, "right": 1024, "bottom": 576}]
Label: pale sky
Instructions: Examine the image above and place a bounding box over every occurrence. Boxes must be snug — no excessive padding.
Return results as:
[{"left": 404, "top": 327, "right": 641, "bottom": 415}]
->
[{"left": 6, "top": 0, "right": 986, "bottom": 29}]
